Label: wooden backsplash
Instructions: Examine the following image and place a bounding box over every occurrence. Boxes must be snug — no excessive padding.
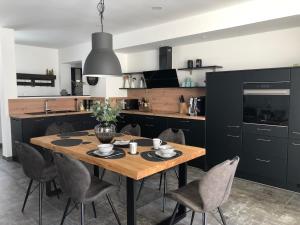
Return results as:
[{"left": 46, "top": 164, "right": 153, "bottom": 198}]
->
[{"left": 127, "top": 88, "right": 206, "bottom": 113}]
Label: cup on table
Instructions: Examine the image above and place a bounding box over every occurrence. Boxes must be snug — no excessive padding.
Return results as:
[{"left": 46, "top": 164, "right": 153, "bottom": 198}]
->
[
  {"left": 153, "top": 138, "right": 162, "bottom": 150},
  {"left": 129, "top": 142, "right": 138, "bottom": 154}
]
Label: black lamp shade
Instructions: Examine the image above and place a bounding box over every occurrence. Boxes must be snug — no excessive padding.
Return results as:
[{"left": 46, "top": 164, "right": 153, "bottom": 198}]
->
[{"left": 83, "top": 32, "right": 122, "bottom": 77}]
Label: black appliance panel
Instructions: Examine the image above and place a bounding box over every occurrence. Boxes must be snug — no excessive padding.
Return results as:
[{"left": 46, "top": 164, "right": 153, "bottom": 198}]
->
[{"left": 143, "top": 69, "right": 179, "bottom": 88}]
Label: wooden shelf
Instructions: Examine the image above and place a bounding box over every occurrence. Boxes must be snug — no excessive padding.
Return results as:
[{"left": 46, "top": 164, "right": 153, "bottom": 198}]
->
[
  {"left": 119, "top": 87, "right": 205, "bottom": 90},
  {"left": 178, "top": 65, "right": 222, "bottom": 71},
  {"left": 119, "top": 88, "right": 147, "bottom": 90},
  {"left": 17, "top": 73, "right": 56, "bottom": 87}
]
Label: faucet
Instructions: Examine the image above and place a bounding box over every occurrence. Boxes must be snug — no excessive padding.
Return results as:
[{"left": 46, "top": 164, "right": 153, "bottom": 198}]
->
[{"left": 44, "top": 99, "right": 56, "bottom": 114}]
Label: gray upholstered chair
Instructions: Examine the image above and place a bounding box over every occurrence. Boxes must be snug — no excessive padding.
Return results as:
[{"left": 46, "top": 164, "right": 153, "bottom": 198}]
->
[
  {"left": 120, "top": 124, "right": 141, "bottom": 136},
  {"left": 101, "top": 123, "right": 141, "bottom": 181},
  {"left": 17, "top": 142, "right": 59, "bottom": 225},
  {"left": 137, "top": 128, "right": 185, "bottom": 212},
  {"left": 167, "top": 157, "right": 240, "bottom": 225},
  {"left": 53, "top": 152, "right": 121, "bottom": 225}
]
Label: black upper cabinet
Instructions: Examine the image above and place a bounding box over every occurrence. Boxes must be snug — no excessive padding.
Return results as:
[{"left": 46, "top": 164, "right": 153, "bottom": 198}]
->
[
  {"left": 206, "top": 71, "right": 243, "bottom": 168},
  {"left": 289, "top": 68, "right": 300, "bottom": 139},
  {"left": 243, "top": 68, "right": 291, "bottom": 82}
]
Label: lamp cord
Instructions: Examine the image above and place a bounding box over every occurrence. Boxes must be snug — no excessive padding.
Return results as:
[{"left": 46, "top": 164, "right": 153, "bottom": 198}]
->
[{"left": 97, "top": 0, "right": 105, "bottom": 32}]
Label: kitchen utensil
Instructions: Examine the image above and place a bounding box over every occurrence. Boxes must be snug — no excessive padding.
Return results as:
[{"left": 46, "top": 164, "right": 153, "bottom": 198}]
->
[
  {"left": 129, "top": 142, "right": 138, "bottom": 154},
  {"left": 196, "top": 59, "right": 202, "bottom": 68},
  {"left": 187, "top": 60, "right": 193, "bottom": 68},
  {"left": 98, "top": 144, "right": 114, "bottom": 154},
  {"left": 153, "top": 138, "right": 163, "bottom": 150}
]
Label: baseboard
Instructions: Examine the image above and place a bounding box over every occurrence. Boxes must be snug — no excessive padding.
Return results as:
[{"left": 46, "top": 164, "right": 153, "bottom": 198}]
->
[{"left": 2, "top": 155, "right": 13, "bottom": 161}]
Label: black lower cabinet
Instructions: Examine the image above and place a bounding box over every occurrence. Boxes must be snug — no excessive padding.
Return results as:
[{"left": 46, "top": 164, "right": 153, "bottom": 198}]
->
[
  {"left": 11, "top": 114, "right": 98, "bottom": 160},
  {"left": 118, "top": 113, "right": 206, "bottom": 170},
  {"left": 287, "top": 140, "right": 300, "bottom": 192}
]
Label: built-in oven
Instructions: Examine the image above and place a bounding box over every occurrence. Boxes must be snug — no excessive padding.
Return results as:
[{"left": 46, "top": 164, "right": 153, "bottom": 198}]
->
[{"left": 243, "top": 81, "right": 290, "bottom": 126}]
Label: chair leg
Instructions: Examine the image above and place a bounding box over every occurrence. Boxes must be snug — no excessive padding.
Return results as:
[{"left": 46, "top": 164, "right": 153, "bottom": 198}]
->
[
  {"left": 118, "top": 175, "right": 122, "bottom": 186},
  {"left": 80, "top": 203, "right": 85, "bottom": 225},
  {"left": 136, "top": 179, "right": 145, "bottom": 201},
  {"left": 60, "top": 198, "right": 71, "bottom": 225},
  {"left": 106, "top": 194, "right": 121, "bottom": 225},
  {"left": 52, "top": 180, "right": 60, "bottom": 199},
  {"left": 173, "top": 168, "right": 179, "bottom": 180},
  {"left": 169, "top": 203, "right": 179, "bottom": 225},
  {"left": 38, "top": 182, "right": 43, "bottom": 225},
  {"left": 190, "top": 211, "right": 195, "bottom": 225},
  {"left": 202, "top": 213, "right": 207, "bottom": 225},
  {"left": 22, "top": 179, "right": 33, "bottom": 212},
  {"left": 92, "top": 202, "right": 97, "bottom": 218},
  {"left": 100, "top": 169, "right": 106, "bottom": 180},
  {"left": 218, "top": 207, "right": 227, "bottom": 225},
  {"left": 158, "top": 173, "right": 163, "bottom": 191},
  {"left": 162, "top": 172, "right": 167, "bottom": 212}
]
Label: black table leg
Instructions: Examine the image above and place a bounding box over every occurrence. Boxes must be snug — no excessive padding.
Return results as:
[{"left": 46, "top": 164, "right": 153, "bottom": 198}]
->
[
  {"left": 127, "top": 177, "right": 137, "bottom": 225},
  {"left": 157, "top": 163, "right": 187, "bottom": 225},
  {"left": 94, "top": 165, "right": 99, "bottom": 177}
]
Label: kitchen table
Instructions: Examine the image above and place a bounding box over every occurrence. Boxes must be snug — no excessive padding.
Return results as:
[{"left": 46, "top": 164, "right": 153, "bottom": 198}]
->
[{"left": 31, "top": 130, "right": 206, "bottom": 225}]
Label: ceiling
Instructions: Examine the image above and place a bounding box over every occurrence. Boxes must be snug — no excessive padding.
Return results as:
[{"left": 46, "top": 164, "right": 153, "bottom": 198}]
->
[{"left": 0, "top": 0, "right": 250, "bottom": 48}]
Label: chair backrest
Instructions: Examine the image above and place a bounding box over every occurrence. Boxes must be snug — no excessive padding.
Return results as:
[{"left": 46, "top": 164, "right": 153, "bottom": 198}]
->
[
  {"left": 16, "top": 142, "right": 46, "bottom": 181},
  {"left": 199, "top": 157, "right": 240, "bottom": 211},
  {"left": 53, "top": 152, "right": 91, "bottom": 203},
  {"left": 158, "top": 128, "right": 186, "bottom": 145},
  {"left": 120, "top": 124, "right": 141, "bottom": 136},
  {"left": 45, "top": 122, "right": 75, "bottom": 135}
]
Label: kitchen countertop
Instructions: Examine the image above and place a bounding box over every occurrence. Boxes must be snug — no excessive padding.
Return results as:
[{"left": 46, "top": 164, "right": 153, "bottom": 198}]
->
[
  {"left": 10, "top": 111, "right": 93, "bottom": 119},
  {"left": 121, "top": 110, "right": 206, "bottom": 121}
]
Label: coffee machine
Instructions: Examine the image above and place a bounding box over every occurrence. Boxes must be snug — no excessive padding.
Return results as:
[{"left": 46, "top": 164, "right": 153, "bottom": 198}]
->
[{"left": 188, "top": 96, "right": 206, "bottom": 116}]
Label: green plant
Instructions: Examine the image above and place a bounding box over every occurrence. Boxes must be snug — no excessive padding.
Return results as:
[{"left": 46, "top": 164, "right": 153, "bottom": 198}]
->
[{"left": 91, "top": 99, "right": 121, "bottom": 125}]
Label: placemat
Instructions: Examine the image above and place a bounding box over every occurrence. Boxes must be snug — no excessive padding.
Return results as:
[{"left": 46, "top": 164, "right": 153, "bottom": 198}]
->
[
  {"left": 87, "top": 148, "right": 125, "bottom": 159},
  {"left": 133, "top": 139, "right": 167, "bottom": 147},
  {"left": 58, "top": 131, "right": 89, "bottom": 137},
  {"left": 141, "top": 150, "right": 182, "bottom": 162},
  {"left": 51, "top": 139, "right": 83, "bottom": 147}
]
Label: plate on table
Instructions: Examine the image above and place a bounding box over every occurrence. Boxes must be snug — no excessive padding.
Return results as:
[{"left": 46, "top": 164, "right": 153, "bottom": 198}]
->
[
  {"left": 113, "top": 140, "right": 130, "bottom": 147},
  {"left": 93, "top": 149, "right": 115, "bottom": 157},
  {"left": 155, "top": 150, "right": 177, "bottom": 159}
]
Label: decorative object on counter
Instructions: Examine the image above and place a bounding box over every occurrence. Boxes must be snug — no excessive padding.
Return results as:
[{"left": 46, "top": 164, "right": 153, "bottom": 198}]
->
[
  {"left": 123, "top": 75, "right": 130, "bottom": 88},
  {"left": 72, "top": 80, "right": 85, "bottom": 96},
  {"left": 195, "top": 59, "right": 202, "bottom": 68},
  {"left": 130, "top": 77, "right": 137, "bottom": 88},
  {"left": 178, "top": 95, "right": 188, "bottom": 114},
  {"left": 139, "top": 98, "right": 151, "bottom": 112},
  {"left": 83, "top": 0, "right": 121, "bottom": 77},
  {"left": 139, "top": 76, "right": 146, "bottom": 88},
  {"left": 92, "top": 98, "right": 121, "bottom": 143},
  {"left": 86, "top": 76, "right": 99, "bottom": 86},
  {"left": 60, "top": 89, "right": 69, "bottom": 96},
  {"left": 79, "top": 101, "right": 85, "bottom": 111},
  {"left": 188, "top": 97, "right": 196, "bottom": 116},
  {"left": 187, "top": 60, "right": 193, "bottom": 69},
  {"left": 46, "top": 69, "right": 54, "bottom": 75},
  {"left": 181, "top": 77, "right": 194, "bottom": 87}
]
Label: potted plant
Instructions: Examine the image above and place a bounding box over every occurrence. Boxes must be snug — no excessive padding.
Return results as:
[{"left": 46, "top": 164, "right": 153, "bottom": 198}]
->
[{"left": 91, "top": 99, "right": 121, "bottom": 143}]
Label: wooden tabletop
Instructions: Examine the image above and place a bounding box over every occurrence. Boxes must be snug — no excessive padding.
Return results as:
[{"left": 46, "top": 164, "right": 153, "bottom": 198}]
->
[{"left": 30, "top": 130, "right": 206, "bottom": 180}]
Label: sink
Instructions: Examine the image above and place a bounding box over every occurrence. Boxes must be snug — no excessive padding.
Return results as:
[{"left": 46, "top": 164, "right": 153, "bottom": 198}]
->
[{"left": 26, "top": 110, "right": 77, "bottom": 115}]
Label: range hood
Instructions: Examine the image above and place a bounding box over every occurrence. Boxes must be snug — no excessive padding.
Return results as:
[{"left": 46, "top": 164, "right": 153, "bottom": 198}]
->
[
  {"left": 143, "top": 46, "right": 179, "bottom": 88},
  {"left": 143, "top": 69, "right": 179, "bottom": 88}
]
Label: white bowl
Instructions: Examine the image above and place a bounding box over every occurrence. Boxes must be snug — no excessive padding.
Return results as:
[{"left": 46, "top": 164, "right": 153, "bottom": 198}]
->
[
  {"left": 159, "top": 145, "right": 174, "bottom": 154},
  {"left": 98, "top": 144, "right": 113, "bottom": 153}
]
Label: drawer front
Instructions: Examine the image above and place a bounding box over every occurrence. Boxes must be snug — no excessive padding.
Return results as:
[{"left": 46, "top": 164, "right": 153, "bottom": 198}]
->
[
  {"left": 167, "top": 118, "right": 195, "bottom": 130},
  {"left": 287, "top": 140, "right": 300, "bottom": 187},
  {"left": 243, "top": 134, "right": 288, "bottom": 160},
  {"left": 242, "top": 152, "right": 287, "bottom": 184},
  {"left": 243, "top": 123, "right": 288, "bottom": 138},
  {"left": 290, "top": 130, "right": 300, "bottom": 140}
]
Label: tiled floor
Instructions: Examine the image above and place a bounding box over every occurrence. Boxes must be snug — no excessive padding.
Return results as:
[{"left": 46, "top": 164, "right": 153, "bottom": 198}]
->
[{"left": 1, "top": 150, "right": 300, "bottom": 225}]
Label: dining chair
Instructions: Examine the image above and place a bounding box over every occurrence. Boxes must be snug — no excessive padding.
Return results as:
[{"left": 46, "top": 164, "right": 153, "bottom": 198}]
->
[
  {"left": 53, "top": 152, "right": 122, "bottom": 225},
  {"left": 16, "top": 142, "right": 59, "bottom": 225},
  {"left": 100, "top": 123, "right": 141, "bottom": 182},
  {"left": 167, "top": 156, "right": 240, "bottom": 225},
  {"left": 136, "top": 128, "right": 185, "bottom": 212}
]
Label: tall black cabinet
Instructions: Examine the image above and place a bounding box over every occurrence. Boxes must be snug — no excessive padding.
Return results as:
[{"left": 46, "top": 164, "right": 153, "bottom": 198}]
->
[{"left": 206, "top": 71, "right": 243, "bottom": 168}]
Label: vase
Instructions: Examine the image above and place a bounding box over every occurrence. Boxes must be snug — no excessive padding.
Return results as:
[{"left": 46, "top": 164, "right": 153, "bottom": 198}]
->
[{"left": 94, "top": 123, "right": 116, "bottom": 143}]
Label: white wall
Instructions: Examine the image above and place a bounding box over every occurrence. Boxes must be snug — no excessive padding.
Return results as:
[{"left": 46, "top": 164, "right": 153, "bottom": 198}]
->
[
  {"left": 58, "top": 43, "right": 128, "bottom": 98},
  {"left": 126, "top": 27, "right": 300, "bottom": 86},
  {"left": 15, "top": 44, "right": 59, "bottom": 96},
  {"left": 0, "top": 28, "right": 18, "bottom": 156}
]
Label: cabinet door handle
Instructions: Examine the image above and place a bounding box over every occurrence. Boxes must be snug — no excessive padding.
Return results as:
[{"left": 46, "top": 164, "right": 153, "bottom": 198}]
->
[
  {"left": 256, "top": 138, "right": 271, "bottom": 142},
  {"left": 227, "top": 134, "right": 240, "bottom": 138},
  {"left": 227, "top": 125, "right": 240, "bottom": 128},
  {"left": 292, "top": 131, "right": 300, "bottom": 135},
  {"left": 292, "top": 143, "right": 300, "bottom": 146},
  {"left": 256, "top": 158, "right": 271, "bottom": 163},
  {"left": 257, "top": 128, "right": 271, "bottom": 132}
]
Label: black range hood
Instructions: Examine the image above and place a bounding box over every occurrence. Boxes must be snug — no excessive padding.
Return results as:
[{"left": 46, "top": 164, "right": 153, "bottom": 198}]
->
[
  {"left": 142, "top": 46, "right": 179, "bottom": 88},
  {"left": 143, "top": 69, "right": 179, "bottom": 88}
]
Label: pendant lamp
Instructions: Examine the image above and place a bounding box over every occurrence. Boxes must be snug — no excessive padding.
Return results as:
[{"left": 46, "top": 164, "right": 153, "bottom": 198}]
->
[{"left": 83, "top": 0, "right": 122, "bottom": 77}]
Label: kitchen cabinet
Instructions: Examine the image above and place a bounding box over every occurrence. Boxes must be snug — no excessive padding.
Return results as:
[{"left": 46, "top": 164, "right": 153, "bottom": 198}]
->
[
  {"left": 206, "top": 71, "right": 243, "bottom": 169},
  {"left": 243, "top": 68, "right": 290, "bottom": 82},
  {"left": 287, "top": 139, "right": 300, "bottom": 191},
  {"left": 11, "top": 114, "right": 98, "bottom": 160},
  {"left": 289, "top": 68, "right": 300, "bottom": 139}
]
